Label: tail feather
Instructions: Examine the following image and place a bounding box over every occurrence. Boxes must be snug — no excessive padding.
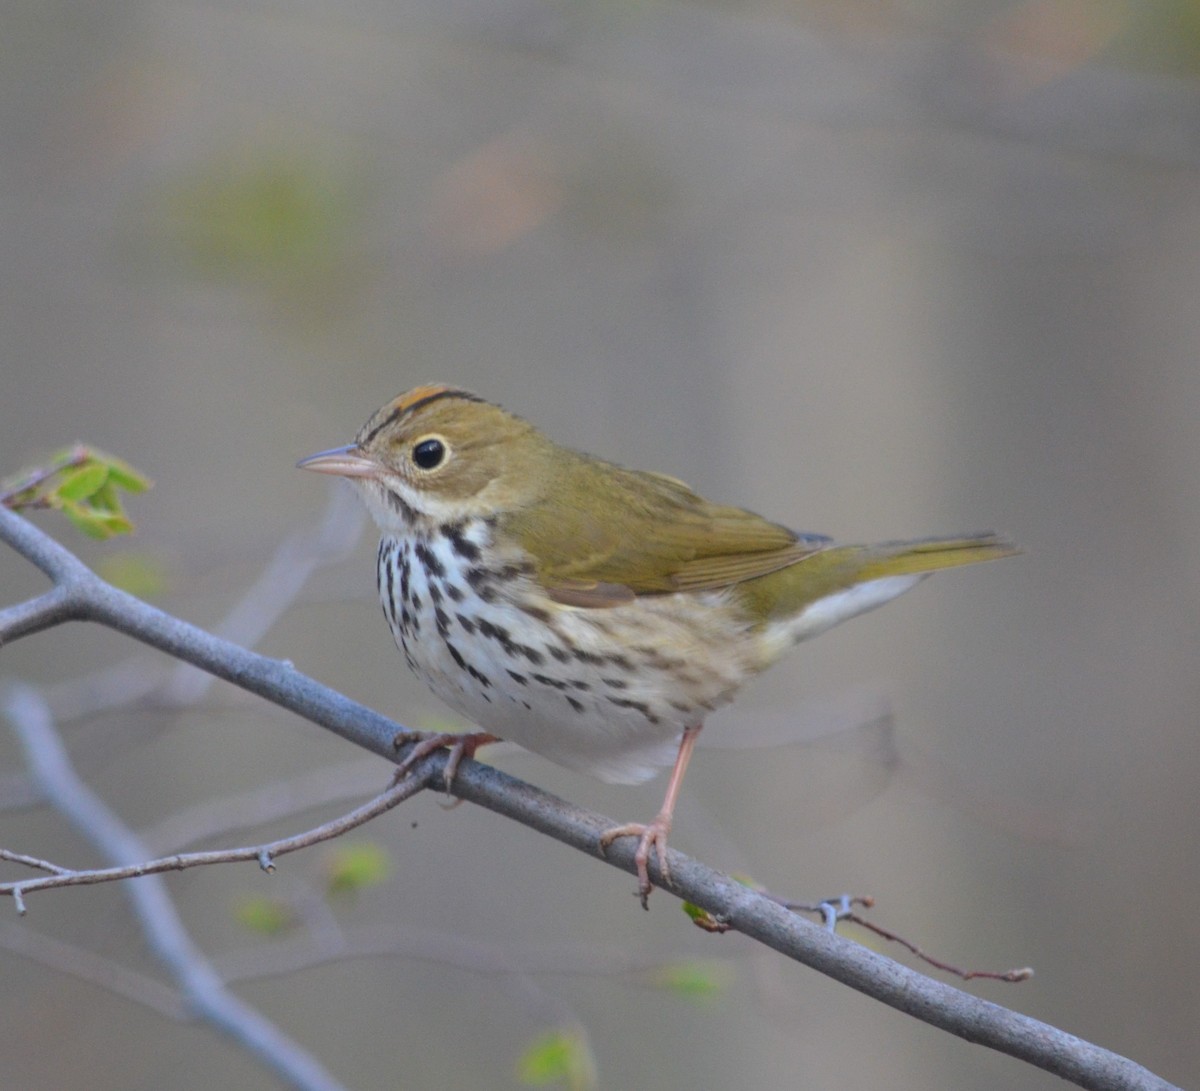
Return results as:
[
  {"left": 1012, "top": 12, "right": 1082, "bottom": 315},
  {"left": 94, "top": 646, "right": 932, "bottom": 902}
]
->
[
  {"left": 853, "top": 533, "right": 1020, "bottom": 581},
  {"left": 738, "top": 532, "right": 1017, "bottom": 625}
]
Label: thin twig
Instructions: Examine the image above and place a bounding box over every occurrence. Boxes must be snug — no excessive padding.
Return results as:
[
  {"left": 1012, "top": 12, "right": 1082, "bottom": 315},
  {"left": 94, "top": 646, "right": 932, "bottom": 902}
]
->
[
  {"left": 783, "top": 894, "right": 1033, "bottom": 983},
  {"left": 0, "top": 848, "right": 71, "bottom": 875},
  {"left": 0, "top": 444, "right": 90, "bottom": 507},
  {"left": 849, "top": 910, "right": 1033, "bottom": 983},
  {"left": 0, "top": 695, "right": 426, "bottom": 906},
  {"left": 2, "top": 682, "right": 355, "bottom": 1091}
]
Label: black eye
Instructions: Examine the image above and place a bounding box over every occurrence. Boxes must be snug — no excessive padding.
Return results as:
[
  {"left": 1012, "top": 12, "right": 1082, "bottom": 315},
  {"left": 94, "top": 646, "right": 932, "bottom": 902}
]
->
[{"left": 412, "top": 438, "right": 446, "bottom": 470}]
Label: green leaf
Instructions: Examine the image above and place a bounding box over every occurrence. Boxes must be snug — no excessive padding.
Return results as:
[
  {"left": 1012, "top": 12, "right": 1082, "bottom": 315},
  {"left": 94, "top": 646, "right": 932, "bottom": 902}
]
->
[
  {"left": 680, "top": 900, "right": 731, "bottom": 933},
  {"left": 233, "top": 896, "right": 296, "bottom": 936},
  {"left": 646, "top": 959, "right": 730, "bottom": 1002},
  {"left": 516, "top": 1028, "right": 597, "bottom": 1089},
  {"left": 60, "top": 501, "right": 132, "bottom": 540},
  {"left": 324, "top": 842, "right": 391, "bottom": 897},
  {"left": 96, "top": 451, "right": 152, "bottom": 493},
  {"left": 54, "top": 463, "right": 110, "bottom": 502},
  {"left": 3, "top": 445, "right": 152, "bottom": 540},
  {"left": 88, "top": 480, "right": 121, "bottom": 513}
]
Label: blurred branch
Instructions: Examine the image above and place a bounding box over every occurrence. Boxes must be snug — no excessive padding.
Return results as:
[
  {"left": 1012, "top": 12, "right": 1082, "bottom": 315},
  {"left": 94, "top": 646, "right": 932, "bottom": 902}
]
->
[
  {"left": 138, "top": 759, "right": 385, "bottom": 853},
  {"left": 0, "top": 681, "right": 351, "bottom": 1091},
  {"left": 159, "top": 481, "right": 364, "bottom": 705},
  {"left": 0, "top": 684, "right": 425, "bottom": 909},
  {"left": 0, "top": 505, "right": 1179, "bottom": 1091},
  {"left": 0, "top": 920, "right": 189, "bottom": 1019},
  {"left": 41, "top": 483, "right": 364, "bottom": 724},
  {"left": 213, "top": 920, "right": 724, "bottom": 989},
  {"left": 0, "top": 504, "right": 404, "bottom": 756}
]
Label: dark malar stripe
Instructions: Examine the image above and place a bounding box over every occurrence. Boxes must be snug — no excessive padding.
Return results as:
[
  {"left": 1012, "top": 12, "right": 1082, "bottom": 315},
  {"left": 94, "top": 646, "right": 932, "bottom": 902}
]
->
[
  {"left": 414, "top": 540, "right": 445, "bottom": 580},
  {"left": 384, "top": 488, "right": 417, "bottom": 522},
  {"left": 441, "top": 520, "right": 482, "bottom": 562}
]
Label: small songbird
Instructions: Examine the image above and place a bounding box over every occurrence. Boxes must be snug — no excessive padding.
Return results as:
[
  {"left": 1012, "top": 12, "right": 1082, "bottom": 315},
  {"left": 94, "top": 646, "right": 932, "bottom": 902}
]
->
[{"left": 300, "top": 385, "right": 1016, "bottom": 905}]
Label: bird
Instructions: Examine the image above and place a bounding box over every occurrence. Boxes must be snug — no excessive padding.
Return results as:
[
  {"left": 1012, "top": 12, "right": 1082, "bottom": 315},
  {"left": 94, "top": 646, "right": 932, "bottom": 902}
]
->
[{"left": 299, "top": 384, "right": 1016, "bottom": 905}]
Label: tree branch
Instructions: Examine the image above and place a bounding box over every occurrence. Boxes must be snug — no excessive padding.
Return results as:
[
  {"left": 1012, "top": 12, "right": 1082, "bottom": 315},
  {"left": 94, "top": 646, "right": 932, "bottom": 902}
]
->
[
  {"left": 0, "top": 505, "right": 1178, "bottom": 1091},
  {"left": 1, "top": 682, "right": 352, "bottom": 1091},
  {"left": 0, "top": 685, "right": 426, "bottom": 908},
  {"left": 0, "top": 504, "right": 406, "bottom": 761}
]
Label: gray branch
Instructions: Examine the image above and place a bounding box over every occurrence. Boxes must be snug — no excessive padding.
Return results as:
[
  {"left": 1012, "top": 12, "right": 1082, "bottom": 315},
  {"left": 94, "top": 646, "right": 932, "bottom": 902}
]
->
[
  {"left": 0, "top": 505, "right": 1178, "bottom": 1091},
  {"left": 1, "top": 681, "right": 350, "bottom": 1091}
]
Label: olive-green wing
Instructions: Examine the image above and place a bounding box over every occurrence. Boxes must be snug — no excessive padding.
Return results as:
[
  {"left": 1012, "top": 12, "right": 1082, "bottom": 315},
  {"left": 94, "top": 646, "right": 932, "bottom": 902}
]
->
[{"left": 502, "top": 457, "right": 829, "bottom": 606}]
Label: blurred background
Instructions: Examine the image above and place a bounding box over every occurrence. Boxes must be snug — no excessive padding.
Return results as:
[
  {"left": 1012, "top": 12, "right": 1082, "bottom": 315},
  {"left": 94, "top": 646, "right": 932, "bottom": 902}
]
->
[{"left": 2, "top": 1, "right": 1199, "bottom": 1088}]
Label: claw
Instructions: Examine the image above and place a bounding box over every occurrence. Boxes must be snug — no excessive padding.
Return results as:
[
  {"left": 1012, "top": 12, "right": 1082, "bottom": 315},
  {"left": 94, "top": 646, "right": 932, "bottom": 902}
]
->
[
  {"left": 391, "top": 730, "right": 497, "bottom": 790},
  {"left": 600, "top": 812, "right": 673, "bottom": 909}
]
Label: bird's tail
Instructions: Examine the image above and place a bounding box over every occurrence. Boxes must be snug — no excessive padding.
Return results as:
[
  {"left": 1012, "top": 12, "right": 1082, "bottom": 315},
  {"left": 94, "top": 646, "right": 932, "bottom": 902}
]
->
[
  {"left": 740, "top": 532, "right": 1018, "bottom": 636},
  {"left": 848, "top": 533, "right": 1020, "bottom": 581}
]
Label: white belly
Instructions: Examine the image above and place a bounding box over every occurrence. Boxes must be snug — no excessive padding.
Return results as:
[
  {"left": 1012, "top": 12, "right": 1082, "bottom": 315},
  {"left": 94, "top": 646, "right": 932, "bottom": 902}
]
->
[{"left": 377, "top": 534, "right": 754, "bottom": 784}]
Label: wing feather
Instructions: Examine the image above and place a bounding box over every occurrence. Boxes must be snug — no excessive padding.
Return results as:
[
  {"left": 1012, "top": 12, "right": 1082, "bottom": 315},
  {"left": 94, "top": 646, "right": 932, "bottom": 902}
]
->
[{"left": 504, "top": 457, "right": 828, "bottom": 605}]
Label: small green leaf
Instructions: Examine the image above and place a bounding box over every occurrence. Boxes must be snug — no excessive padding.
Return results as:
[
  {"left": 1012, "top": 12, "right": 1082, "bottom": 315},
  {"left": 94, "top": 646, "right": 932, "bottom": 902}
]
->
[
  {"left": 54, "top": 463, "right": 110, "bottom": 502},
  {"left": 324, "top": 842, "right": 391, "bottom": 897},
  {"left": 234, "top": 896, "right": 296, "bottom": 936},
  {"left": 60, "top": 500, "right": 133, "bottom": 540},
  {"left": 88, "top": 480, "right": 121, "bottom": 513},
  {"left": 95, "top": 512, "right": 134, "bottom": 536},
  {"left": 646, "top": 959, "right": 730, "bottom": 1002},
  {"left": 96, "top": 451, "right": 152, "bottom": 493},
  {"left": 3, "top": 446, "right": 152, "bottom": 540},
  {"left": 681, "top": 900, "right": 730, "bottom": 933},
  {"left": 516, "top": 1028, "right": 597, "bottom": 1089}
]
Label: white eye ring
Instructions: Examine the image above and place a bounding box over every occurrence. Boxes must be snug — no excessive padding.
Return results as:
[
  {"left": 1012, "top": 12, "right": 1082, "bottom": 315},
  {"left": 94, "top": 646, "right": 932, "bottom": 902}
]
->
[{"left": 411, "top": 435, "right": 449, "bottom": 471}]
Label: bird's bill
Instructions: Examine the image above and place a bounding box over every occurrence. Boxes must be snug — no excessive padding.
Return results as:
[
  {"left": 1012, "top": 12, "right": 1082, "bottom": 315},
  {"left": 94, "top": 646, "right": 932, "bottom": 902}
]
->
[{"left": 296, "top": 445, "right": 380, "bottom": 478}]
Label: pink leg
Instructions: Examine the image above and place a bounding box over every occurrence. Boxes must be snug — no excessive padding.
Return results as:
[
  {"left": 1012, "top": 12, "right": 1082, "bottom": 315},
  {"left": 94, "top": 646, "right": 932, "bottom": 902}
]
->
[{"left": 599, "top": 723, "right": 702, "bottom": 908}]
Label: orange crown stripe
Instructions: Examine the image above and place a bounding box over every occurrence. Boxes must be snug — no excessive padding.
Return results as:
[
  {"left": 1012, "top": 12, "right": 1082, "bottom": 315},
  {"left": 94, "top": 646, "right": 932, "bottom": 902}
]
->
[
  {"left": 358, "top": 385, "right": 486, "bottom": 446},
  {"left": 390, "top": 383, "right": 457, "bottom": 413}
]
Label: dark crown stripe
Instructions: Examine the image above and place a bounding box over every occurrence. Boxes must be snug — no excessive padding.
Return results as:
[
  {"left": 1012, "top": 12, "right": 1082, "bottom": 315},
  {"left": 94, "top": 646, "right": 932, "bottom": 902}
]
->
[{"left": 360, "top": 387, "right": 487, "bottom": 446}]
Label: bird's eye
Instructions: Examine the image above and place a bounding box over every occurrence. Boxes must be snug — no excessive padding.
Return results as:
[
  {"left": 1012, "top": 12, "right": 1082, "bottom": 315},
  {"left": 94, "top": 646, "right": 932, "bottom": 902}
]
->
[{"left": 412, "top": 437, "right": 446, "bottom": 470}]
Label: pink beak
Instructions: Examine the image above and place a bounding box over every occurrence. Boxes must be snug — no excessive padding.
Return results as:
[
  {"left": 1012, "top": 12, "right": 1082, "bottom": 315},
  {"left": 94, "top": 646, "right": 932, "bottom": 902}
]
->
[{"left": 296, "top": 445, "right": 380, "bottom": 479}]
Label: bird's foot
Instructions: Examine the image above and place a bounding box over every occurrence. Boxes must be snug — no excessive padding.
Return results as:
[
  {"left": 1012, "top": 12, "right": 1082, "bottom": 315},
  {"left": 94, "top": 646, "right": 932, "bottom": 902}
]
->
[
  {"left": 391, "top": 730, "right": 498, "bottom": 791},
  {"left": 599, "top": 811, "right": 674, "bottom": 909}
]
